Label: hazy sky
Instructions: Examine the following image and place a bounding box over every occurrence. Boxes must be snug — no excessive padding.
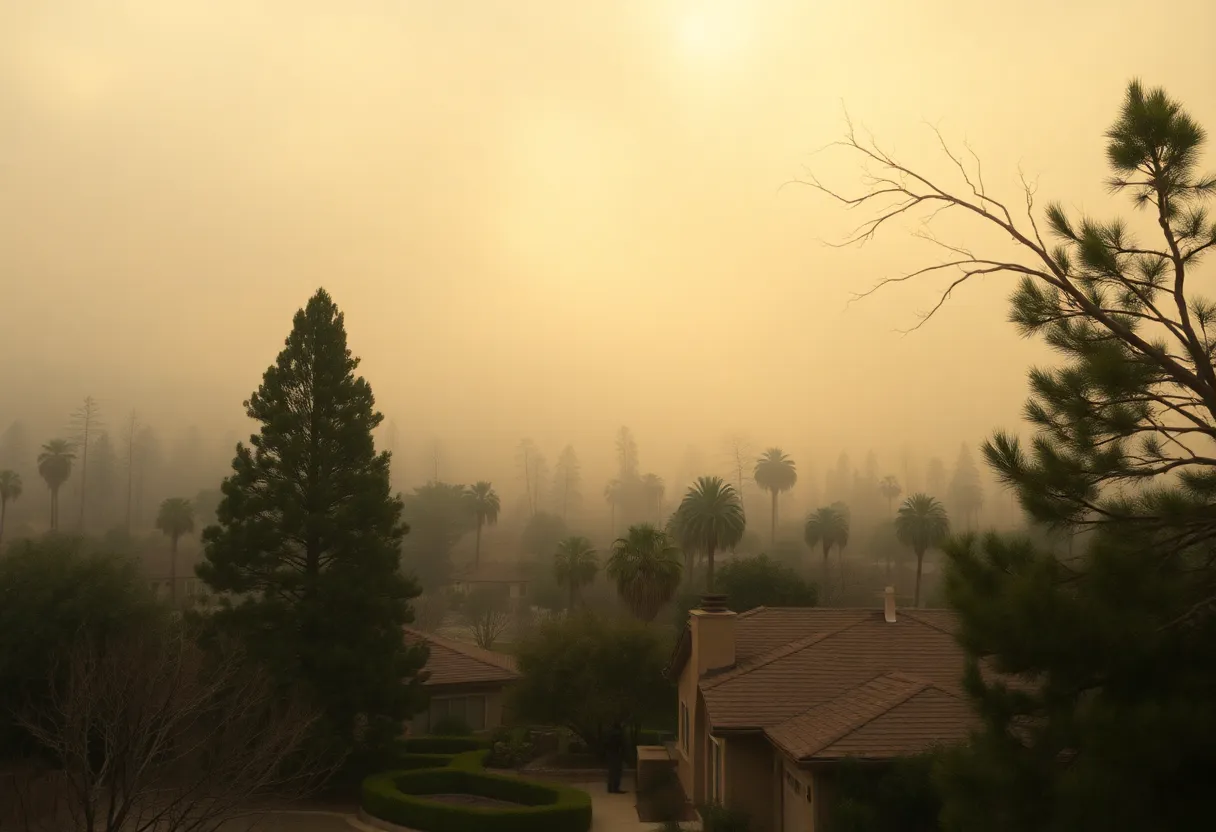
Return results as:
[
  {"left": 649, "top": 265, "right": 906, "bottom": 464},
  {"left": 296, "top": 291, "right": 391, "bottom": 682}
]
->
[{"left": 2, "top": 0, "right": 1214, "bottom": 489}]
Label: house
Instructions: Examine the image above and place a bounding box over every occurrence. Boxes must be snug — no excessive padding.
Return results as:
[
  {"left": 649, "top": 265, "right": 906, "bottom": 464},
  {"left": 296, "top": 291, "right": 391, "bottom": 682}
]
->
[
  {"left": 403, "top": 627, "right": 520, "bottom": 735},
  {"left": 449, "top": 562, "right": 530, "bottom": 605},
  {"left": 663, "top": 590, "right": 974, "bottom": 832}
]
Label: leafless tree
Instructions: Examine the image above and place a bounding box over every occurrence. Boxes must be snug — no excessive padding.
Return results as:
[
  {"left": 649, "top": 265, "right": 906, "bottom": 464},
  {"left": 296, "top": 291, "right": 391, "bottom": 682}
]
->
[
  {"left": 721, "top": 433, "right": 754, "bottom": 517},
  {"left": 8, "top": 622, "right": 333, "bottom": 832},
  {"left": 516, "top": 439, "right": 547, "bottom": 518},
  {"left": 412, "top": 592, "right": 452, "bottom": 633},
  {"left": 460, "top": 587, "right": 512, "bottom": 651},
  {"left": 69, "top": 396, "right": 102, "bottom": 531}
]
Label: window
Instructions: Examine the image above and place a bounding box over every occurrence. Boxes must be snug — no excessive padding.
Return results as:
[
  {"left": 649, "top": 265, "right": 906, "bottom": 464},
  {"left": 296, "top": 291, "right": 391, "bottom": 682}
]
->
[
  {"left": 709, "top": 736, "right": 724, "bottom": 803},
  {"left": 429, "top": 695, "right": 487, "bottom": 732}
]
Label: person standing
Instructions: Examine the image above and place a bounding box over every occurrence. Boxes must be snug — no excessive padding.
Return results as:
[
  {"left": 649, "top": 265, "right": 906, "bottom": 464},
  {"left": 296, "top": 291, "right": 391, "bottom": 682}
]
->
[{"left": 605, "top": 721, "right": 626, "bottom": 794}]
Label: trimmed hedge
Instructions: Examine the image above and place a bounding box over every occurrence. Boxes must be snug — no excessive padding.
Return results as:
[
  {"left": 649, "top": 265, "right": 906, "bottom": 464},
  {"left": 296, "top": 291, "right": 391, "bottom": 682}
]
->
[
  {"left": 402, "top": 736, "right": 492, "bottom": 754},
  {"left": 362, "top": 766, "right": 592, "bottom": 832}
]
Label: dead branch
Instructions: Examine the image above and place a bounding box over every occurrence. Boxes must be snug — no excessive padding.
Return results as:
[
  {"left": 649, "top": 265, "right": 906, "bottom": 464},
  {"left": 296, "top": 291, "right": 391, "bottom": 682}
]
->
[{"left": 10, "top": 622, "right": 337, "bottom": 832}]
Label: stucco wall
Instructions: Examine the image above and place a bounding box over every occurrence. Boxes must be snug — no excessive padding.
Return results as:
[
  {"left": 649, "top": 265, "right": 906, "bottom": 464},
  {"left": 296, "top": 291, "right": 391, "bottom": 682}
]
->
[
  {"left": 407, "top": 684, "right": 507, "bottom": 735},
  {"left": 723, "top": 734, "right": 777, "bottom": 832}
]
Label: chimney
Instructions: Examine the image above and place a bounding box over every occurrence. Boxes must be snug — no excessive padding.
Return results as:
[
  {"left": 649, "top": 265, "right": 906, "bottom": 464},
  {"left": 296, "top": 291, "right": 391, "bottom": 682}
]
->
[
  {"left": 883, "top": 586, "right": 897, "bottom": 623},
  {"left": 690, "top": 593, "right": 736, "bottom": 676}
]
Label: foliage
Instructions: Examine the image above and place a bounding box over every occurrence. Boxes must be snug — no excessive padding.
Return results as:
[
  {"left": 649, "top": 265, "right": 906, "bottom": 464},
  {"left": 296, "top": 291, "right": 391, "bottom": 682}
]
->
[
  {"left": 402, "top": 481, "right": 477, "bottom": 589},
  {"left": 716, "top": 554, "right": 818, "bottom": 612},
  {"left": 155, "top": 496, "right": 195, "bottom": 543},
  {"left": 894, "top": 494, "right": 950, "bottom": 607},
  {"left": 830, "top": 753, "right": 942, "bottom": 832},
  {"left": 465, "top": 481, "right": 500, "bottom": 567},
  {"left": 486, "top": 727, "right": 537, "bottom": 769},
  {"left": 753, "top": 447, "right": 797, "bottom": 544},
  {"left": 878, "top": 475, "right": 902, "bottom": 512},
  {"left": 521, "top": 511, "right": 568, "bottom": 559},
  {"left": 510, "top": 612, "right": 672, "bottom": 755},
  {"left": 804, "top": 505, "right": 850, "bottom": 588},
  {"left": 37, "top": 438, "right": 76, "bottom": 530},
  {"left": 0, "top": 536, "right": 161, "bottom": 757},
  {"left": 670, "top": 476, "right": 745, "bottom": 591},
  {"left": 551, "top": 445, "right": 582, "bottom": 520},
  {"left": 197, "top": 288, "right": 427, "bottom": 752},
  {"left": 553, "top": 535, "right": 598, "bottom": 610},
  {"left": 607, "top": 524, "right": 683, "bottom": 622},
  {"left": 461, "top": 585, "right": 512, "bottom": 650},
  {"left": 361, "top": 766, "right": 592, "bottom": 832},
  {"left": 432, "top": 714, "right": 473, "bottom": 736},
  {"left": 401, "top": 736, "right": 492, "bottom": 754},
  {"left": 697, "top": 803, "right": 751, "bottom": 832}
]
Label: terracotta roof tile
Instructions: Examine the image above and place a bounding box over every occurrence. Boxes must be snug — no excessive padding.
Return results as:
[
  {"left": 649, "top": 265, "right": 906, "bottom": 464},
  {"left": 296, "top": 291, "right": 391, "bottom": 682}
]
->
[
  {"left": 403, "top": 628, "right": 519, "bottom": 686},
  {"left": 702, "top": 609, "right": 965, "bottom": 729}
]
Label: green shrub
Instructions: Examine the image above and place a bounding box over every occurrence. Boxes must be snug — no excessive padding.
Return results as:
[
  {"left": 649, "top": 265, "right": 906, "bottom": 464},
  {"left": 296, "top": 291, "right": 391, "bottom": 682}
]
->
[
  {"left": 362, "top": 768, "right": 592, "bottom": 832},
  {"left": 699, "top": 803, "right": 750, "bottom": 832},
  {"left": 431, "top": 714, "right": 473, "bottom": 736},
  {"left": 402, "top": 735, "right": 491, "bottom": 754},
  {"left": 450, "top": 750, "right": 489, "bottom": 771}
]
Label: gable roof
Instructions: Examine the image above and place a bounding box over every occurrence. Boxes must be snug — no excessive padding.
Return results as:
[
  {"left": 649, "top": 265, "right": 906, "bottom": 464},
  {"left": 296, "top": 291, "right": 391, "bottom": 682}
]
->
[
  {"left": 403, "top": 628, "right": 519, "bottom": 686},
  {"left": 765, "top": 671, "right": 974, "bottom": 761},
  {"left": 690, "top": 607, "right": 963, "bottom": 730}
]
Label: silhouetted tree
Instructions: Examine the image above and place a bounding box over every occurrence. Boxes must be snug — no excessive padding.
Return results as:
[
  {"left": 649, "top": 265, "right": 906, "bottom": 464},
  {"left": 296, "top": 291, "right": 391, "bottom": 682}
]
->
[
  {"left": 552, "top": 445, "right": 582, "bottom": 521},
  {"left": 69, "top": 395, "right": 102, "bottom": 531},
  {"left": 879, "top": 475, "right": 902, "bottom": 515},
  {"left": 401, "top": 481, "right": 475, "bottom": 589},
  {"left": 155, "top": 497, "right": 195, "bottom": 605},
  {"left": 197, "top": 288, "right": 427, "bottom": 750},
  {"left": 0, "top": 470, "right": 21, "bottom": 547},
  {"left": 554, "top": 535, "right": 598, "bottom": 611},
  {"left": 37, "top": 439, "right": 75, "bottom": 531},
  {"left": 894, "top": 494, "right": 950, "bottom": 607},
  {"left": 754, "top": 448, "right": 798, "bottom": 544},
  {"left": 949, "top": 444, "right": 984, "bottom": 531},
  {"left": 89, "top": 431, "right": 117, "bottom": 529},
  {"left": 464, "top": 481, "right": 500, "bottom": 568},
  {"left": 516, "top": 438, "right": 547, "bottom": 518},
  {"left": 641, "top": 473, "right": 665, "bottom": 523},
  {"left": 615, "top": 426, "right": 640, "bottom": 479},
  {"left": 804, "top": 505, "right": 850, "bottom": 592},
  {"left": 607, "top": 524, "right": 682, "bottom": 622},
  {"left": 521, "top": 511, "right": 567, "bottom": 559},
  {"left": 670, "top": 476, "right": 745, "bottom": 592}
]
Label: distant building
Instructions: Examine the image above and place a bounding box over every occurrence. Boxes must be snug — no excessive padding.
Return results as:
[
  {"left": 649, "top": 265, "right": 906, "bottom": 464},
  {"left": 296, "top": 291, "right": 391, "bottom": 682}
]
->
[
  {"left": 403, "top": 627, "right": 520, "bottom": 735},
  {"left": 448, "top": 562, "right": 530, "bottom": 605}
]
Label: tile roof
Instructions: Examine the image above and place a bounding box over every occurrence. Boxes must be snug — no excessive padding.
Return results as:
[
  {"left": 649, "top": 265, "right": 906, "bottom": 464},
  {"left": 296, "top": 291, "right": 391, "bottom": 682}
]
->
[
  {"left": 403, "top": 628, "right": 519, "bottom": 687},
  {"left": 700, "top": 607, "right": 964, "bottom": 730},
  {"left": 765, "top": 671, "right": 975, "bottom": 761}
]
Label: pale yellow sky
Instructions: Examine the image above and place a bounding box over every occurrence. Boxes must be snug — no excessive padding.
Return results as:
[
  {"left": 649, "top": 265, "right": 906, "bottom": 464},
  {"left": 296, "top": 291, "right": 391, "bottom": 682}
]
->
[{"left": 1, "top": 0, "right": 1214, "bottom": 494}]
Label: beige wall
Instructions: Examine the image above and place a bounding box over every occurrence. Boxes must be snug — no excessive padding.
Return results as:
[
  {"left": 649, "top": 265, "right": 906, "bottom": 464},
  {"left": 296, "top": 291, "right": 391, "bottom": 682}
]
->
[{"left": 723, "top": 734, "right": 777, "bottom": 832}]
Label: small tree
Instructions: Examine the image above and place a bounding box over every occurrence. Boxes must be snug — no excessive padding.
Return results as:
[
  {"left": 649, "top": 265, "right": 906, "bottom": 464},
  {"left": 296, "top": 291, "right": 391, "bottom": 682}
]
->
[
  {"left": 511, "top": 613, "right": 672, "bottom": 756},
  {"left": 716, "top": 554, "right": 818, "bottom": 612},
  {"left": 754, "top": 448, "right": 798, "bottom": 544},
  {"left": 461, "top": 586, "right": 512, "bottom": 650},
  {"left": 155, "top": 497, "right": 195, "bottom": 605},
  {"left": 11, "top": 622, "right": 331, "bottom": 832},
  {"left": 804, "top": 505, "right": 850, "bottom": 594}
]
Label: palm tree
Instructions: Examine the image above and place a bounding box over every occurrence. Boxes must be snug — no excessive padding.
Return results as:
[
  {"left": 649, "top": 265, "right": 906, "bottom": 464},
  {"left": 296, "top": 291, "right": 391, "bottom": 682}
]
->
[
  {"left": 554, "top": 535, "right": 599, "bottom": 611},
  {"left": 878, "top": 475, "right": 902, "bottom": 515},
  {"left": 464, "top": 481, "right": 500, "bottom": 568},
  {"left": 753, "top": 448, "right": 797, "bottom": 544},
  {"left": 671, "top": 476, "right": 745, "bottom": 592},
  {"left": 804, "top": 505, "right": 850, "bottom": 592},
  {"left": 0, "top": 470, "right": 22, "bottom": 547},
  {"left": 604, "top": 479, "right": 622, "bottom": 536},
  {"left": 37, "top": 439, "right": 76, "bottom": 532},
  {"left": 607, "top": 524, "right": 683, "bottom": 622},
  {"left": 641, "top": 473, "right": 665, "bottom": 522},
  {"left": 155, "top": 497, "right": 196, "bottom": 605},
  {"left": 895, "top": 494, "right": 950, "bottom": 608}
]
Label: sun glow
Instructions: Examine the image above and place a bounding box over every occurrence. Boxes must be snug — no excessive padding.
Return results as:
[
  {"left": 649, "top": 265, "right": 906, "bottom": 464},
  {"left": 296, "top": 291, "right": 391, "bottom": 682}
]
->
[{"left": 671, "top": 2, "right": 746, "bottom": 66}]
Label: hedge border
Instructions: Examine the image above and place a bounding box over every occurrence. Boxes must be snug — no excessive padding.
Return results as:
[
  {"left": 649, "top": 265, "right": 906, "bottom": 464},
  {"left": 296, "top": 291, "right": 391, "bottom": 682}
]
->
[
  {"left": 401, "top": 736, "right": 492, "bottom": 754},
  {"left": 361, "top": 756, "right": 591, "bottom": 832}
]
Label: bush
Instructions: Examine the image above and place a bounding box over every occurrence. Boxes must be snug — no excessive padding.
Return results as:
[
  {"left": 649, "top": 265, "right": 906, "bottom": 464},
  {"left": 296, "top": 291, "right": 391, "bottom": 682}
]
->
[
  {"left": 698, "top": 803, "right": 751, "bottom": 832},
  {"left": 402, "top": 735, "right": 491, "bottom": 754},
  {"left": 431, "top": 714, "right": 473, "bottom": 736},
  {"left": 362, "top": 768, "right": 592, "bottom": 832}
]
